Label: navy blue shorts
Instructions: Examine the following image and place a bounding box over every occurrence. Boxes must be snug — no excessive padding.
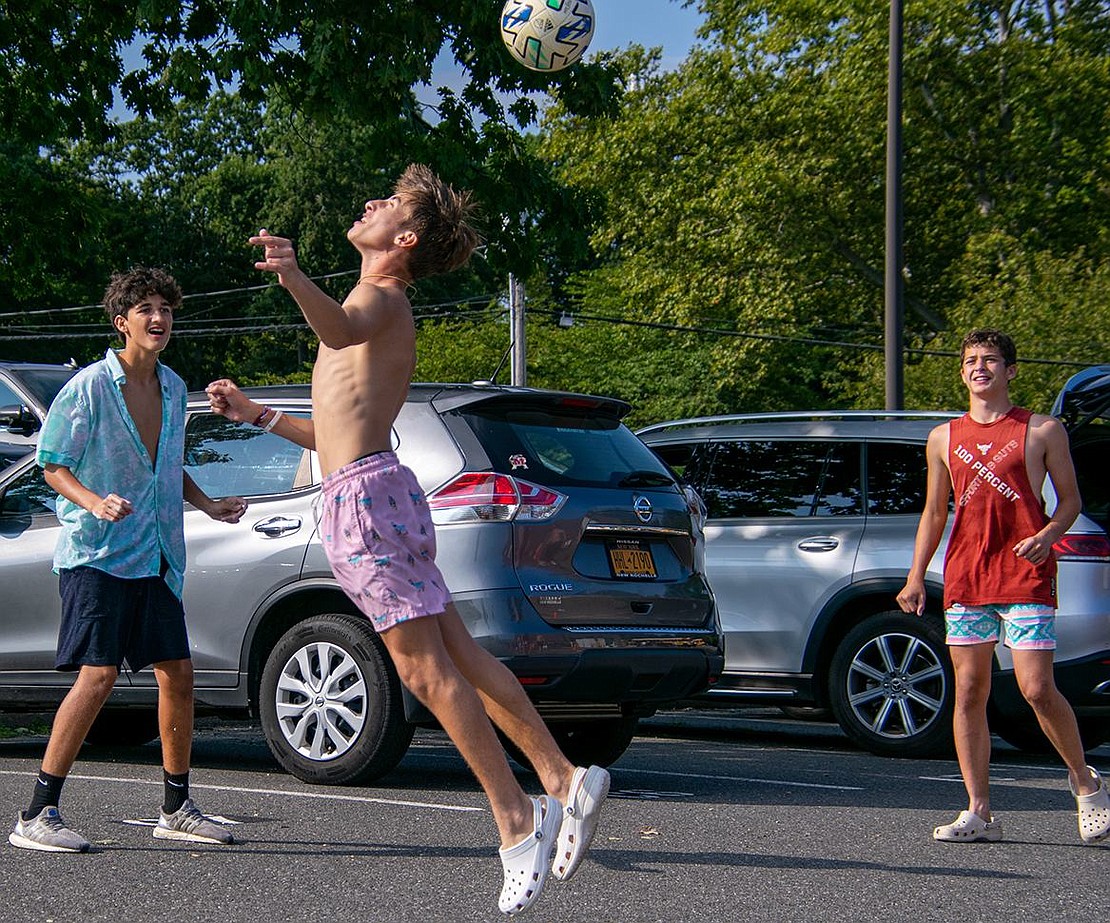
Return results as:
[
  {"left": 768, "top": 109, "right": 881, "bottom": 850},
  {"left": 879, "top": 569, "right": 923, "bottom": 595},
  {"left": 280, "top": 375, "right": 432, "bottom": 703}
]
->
[{"left": 56, "top": 565, "right": 190, "bottom": 672}]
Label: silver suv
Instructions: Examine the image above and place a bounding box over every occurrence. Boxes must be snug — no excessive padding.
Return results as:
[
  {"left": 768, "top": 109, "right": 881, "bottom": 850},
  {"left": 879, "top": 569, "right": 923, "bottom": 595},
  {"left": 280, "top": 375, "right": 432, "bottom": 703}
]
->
[
  {"left": 0, "top": 382, "right": 723, "bottom": 783},
  {"left": 638, "top": 372, "right": 1110, "bottom": 759}
]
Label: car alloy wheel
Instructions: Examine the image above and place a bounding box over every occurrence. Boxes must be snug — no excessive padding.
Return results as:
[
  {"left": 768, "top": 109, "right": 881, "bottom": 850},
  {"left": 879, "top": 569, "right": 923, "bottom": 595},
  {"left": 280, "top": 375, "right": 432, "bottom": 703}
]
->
[
  {"left": 260, "top": 614, "right": 413, "bottom": 784},
  {"left": 274, "top": 639, "right": 367, "bottom": 761},
  {"left": 829, "top": 611, "right": 955, "bottom": 758}
]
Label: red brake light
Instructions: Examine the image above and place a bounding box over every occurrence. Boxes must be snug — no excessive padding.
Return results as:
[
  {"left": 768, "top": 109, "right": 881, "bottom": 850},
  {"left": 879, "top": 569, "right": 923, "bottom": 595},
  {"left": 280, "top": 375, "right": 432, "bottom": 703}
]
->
[
  {"left": 1053, "top": 533, "right": 1110, "bottom": 561},
  {"left": 427, "top": 473, "right": 567, "bottom": 523},
  {"left": 428, "top": 472, "right": 518, "bottom": 509},
  {"left": 558, "top": 396, "right": 602, "bottom": 409}
]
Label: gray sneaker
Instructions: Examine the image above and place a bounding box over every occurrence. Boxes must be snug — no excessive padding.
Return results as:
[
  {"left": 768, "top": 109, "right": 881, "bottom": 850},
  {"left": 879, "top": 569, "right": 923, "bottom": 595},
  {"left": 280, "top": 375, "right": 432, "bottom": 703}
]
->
[
  {"left": 153, "top": 798, "right": 234, "bottom": 844},
  {"left": 9, "top": 807, "right": 91, "bottom": 853}
]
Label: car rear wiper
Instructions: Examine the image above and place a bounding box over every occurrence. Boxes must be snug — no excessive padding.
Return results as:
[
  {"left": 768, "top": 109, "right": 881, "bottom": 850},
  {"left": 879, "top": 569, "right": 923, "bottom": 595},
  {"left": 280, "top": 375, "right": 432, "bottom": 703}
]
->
[{"left": 617, "top": 470, "right": 676, "bottom": 488}]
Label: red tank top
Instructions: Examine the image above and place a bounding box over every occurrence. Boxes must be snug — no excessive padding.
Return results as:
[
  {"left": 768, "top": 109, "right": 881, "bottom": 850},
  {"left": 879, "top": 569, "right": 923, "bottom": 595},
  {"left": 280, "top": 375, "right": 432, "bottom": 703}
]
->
[{"left": 943, "top": 407, "right": 1056, "bottom": 607}]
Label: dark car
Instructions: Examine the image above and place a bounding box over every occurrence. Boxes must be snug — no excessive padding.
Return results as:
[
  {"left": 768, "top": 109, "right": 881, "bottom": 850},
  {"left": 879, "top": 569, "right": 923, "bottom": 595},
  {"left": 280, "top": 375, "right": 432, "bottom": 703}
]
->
[
  {"left": 0, "top": 382, "right": 723, "bottom": 784},
  {"left": 0, "top": 361, "right": 79, "bottom": 469}
]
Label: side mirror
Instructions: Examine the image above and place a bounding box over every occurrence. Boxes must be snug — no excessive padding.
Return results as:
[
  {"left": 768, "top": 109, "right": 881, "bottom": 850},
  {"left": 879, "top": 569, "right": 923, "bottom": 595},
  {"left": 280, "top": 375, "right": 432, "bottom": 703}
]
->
[{"left": 0, "top": 404, "right": 40, "bottom": 437}]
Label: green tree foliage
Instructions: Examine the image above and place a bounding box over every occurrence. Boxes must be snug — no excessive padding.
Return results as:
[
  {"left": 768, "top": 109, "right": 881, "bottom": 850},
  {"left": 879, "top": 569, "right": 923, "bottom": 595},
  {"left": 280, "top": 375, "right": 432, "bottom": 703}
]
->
[
  {"left": 0, "top": 1, "right": 622, "bottom": 148},
  {"left": 412, "top": 309, "right": 723, "bottom": 430},
  {"left": 0, "top": 1, "right": 615, "bottom": 380},
  {"left": 850, "top": 241, "right": 1110, "bottom": 413},
  {"left": 3, "top": 0, "right": 1107, "bottom": 427},
  {"left": 539, "top": 1, "right": 1110, "bottom": 419}
]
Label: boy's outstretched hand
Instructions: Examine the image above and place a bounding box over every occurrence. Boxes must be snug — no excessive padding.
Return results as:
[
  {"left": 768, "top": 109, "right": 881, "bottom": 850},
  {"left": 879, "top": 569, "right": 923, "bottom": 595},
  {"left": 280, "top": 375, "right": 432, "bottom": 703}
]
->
[
  {"left": 206, "top": 379, "right": 257, "bottom": 423},
  {"left": 249, "top": 228, "right": 300, "bottom": 283}
]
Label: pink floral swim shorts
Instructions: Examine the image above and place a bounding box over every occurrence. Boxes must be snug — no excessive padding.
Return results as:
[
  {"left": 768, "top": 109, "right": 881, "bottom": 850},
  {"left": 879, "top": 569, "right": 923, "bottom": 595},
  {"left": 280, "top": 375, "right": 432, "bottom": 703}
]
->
[{"left": 319, "top": 451, "right": 450, "bottom": 633}]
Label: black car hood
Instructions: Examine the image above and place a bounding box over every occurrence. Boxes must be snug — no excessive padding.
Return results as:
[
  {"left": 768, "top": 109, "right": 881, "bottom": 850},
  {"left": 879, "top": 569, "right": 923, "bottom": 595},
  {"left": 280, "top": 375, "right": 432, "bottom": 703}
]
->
[{"left": 1051, "top": 365, "right": 1110, "bottom": 433}]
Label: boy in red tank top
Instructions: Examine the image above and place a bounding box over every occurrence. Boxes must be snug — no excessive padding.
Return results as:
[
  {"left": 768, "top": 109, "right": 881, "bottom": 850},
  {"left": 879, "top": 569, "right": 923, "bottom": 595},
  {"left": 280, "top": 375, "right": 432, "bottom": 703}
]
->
[{"left": 897, "top": 329, "right": 1109, "bottom": 844}]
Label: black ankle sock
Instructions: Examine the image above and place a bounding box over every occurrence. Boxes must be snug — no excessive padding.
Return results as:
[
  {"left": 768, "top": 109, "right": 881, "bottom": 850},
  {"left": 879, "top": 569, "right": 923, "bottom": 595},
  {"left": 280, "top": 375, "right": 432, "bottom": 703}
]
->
[
  {"left": 163, "top": 771, "right": 189, "bottom": 815},
  {"left": 26, "top": 770, "right": 66, "bottom": 820}
]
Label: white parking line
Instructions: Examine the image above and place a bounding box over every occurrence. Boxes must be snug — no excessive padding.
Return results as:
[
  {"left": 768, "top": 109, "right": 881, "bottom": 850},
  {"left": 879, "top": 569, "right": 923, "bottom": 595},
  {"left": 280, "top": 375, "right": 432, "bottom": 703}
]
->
[
  {"left": 619, "top": 766, "right": 863, "bottom": 791},
  {"left": 0, "top": 769, "right": 483, "bottom": 813}
]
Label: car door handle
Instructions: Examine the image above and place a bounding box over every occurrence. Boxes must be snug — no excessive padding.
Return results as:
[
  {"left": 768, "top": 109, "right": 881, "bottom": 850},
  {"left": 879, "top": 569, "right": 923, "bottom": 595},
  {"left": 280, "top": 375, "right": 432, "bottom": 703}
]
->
[
  {"left": 797, "top": 537, "right": 839, "bottom": 552},
  {"left": 253, "top": 516, "right": 302, "bottom": 537}
]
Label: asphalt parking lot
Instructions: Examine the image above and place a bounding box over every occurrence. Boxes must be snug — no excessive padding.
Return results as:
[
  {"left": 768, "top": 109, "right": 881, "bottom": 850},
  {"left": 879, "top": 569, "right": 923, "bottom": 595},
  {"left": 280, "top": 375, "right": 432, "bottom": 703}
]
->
[{"left": 0, "top": 708, "right": 1107, "bottom": 923}]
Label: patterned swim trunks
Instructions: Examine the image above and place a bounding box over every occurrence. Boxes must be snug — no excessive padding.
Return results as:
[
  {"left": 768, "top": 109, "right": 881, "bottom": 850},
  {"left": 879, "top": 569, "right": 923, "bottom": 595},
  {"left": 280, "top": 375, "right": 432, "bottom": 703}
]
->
[
  {"left": 319, "top": 451, "right": 450, "bottom": 633},
  {"left": 944, "top": 602, "right": 1056, "bottom": 651}
]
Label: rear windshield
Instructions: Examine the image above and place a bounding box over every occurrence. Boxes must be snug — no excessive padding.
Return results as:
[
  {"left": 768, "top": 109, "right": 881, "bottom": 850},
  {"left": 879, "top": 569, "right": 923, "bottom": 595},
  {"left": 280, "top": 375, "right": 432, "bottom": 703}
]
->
[{"left": 456, "top": 406, "right": 675, "bottom": 489}]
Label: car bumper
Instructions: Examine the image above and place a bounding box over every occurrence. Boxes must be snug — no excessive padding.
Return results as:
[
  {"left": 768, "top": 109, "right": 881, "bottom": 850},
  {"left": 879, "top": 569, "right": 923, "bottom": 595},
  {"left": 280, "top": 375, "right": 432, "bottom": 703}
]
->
[{"left": 401, "top": 589, "right": 723, "bottom": 723}]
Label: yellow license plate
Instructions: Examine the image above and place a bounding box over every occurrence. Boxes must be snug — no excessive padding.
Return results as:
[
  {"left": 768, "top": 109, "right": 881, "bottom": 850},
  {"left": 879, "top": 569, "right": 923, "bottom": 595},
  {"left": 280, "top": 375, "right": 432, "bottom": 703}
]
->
[{"left": 607, "top": 543, "right": 657, "bottom": 579}]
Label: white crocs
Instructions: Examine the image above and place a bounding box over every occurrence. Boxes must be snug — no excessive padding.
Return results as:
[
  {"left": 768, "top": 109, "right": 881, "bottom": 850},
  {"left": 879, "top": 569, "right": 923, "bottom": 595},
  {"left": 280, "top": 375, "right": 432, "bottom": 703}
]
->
[
  {"left": 933, "top": 810, "right": 1002, "bottom": 842},
  {"left": 1070, "top": 765, "right": 1110, "bottom": 844},
  {"left": 554, "top": 765, "right": 611, "bottom": 881},
  {"left": 498, "top": 795, "right": 561, "bottom": 916}
]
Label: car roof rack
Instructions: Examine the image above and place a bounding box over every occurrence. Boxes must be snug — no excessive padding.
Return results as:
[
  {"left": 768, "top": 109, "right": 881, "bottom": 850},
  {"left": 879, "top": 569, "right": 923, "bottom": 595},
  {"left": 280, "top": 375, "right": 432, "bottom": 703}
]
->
[{"left": 637, "top": 409, "right": 958, "bottom": 436}]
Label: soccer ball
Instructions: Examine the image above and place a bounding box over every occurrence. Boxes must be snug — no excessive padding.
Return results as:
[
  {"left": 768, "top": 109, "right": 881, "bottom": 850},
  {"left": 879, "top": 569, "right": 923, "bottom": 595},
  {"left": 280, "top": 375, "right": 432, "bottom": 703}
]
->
[{"left": 499, "top": 0, "right": 596, "bottom": 73}]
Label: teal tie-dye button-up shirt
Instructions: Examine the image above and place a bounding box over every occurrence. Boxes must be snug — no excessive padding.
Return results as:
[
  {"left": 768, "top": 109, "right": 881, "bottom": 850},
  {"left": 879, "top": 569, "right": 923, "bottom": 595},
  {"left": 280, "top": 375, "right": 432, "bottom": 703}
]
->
[{"left": 36, "top": 349, "right": 188, "bottom": 598}]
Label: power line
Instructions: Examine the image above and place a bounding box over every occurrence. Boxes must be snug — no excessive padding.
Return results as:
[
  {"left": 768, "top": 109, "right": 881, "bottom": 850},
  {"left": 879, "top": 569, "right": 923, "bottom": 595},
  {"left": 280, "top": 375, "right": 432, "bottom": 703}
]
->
[
  {"left": 0, "top": 270, "right": 500, "bottom": 321},
  {"left": 557, "top": 309, "right": 1097, "bottom": 369},
  {"left": 0, "top": 295, "right": 1096, "bottom": 370},
  {"left": 0, "top": 306, "right": 503, "bottom": 342},
  {"left": 0, "top": 292, "right": 499, "bottom": 332}
]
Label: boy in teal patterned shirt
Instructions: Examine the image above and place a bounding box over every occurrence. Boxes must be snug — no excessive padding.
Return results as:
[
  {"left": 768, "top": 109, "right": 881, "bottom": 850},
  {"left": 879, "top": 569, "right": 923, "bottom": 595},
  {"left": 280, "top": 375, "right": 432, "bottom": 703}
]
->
[{"left": 9, "top": 267, "right": 247, "bottom": 853}]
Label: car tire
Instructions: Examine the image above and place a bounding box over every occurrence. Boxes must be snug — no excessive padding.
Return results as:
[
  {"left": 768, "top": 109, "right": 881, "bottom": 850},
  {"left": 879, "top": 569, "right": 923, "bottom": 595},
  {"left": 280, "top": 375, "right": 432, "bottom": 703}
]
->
[
  {"left": 990, "top": 712, "right": 1110, "bottom": 754},
  {"left": 502, "top": 716, "right": 638, "bottom": 771},
  {"left": 779, "top": 705, "right": 833, "bottom": 722},
  {"left": 260, "top": 614, "right": 413, "bottom": 785},
  {"left": 829, "top": 611, "right": 955, "bottom": 758},
  {"left": 552, "top": 716, "right": 639, "bottom": 767},
  {"left": 84, "top": 708, "right": 160, "bottom": 747}
]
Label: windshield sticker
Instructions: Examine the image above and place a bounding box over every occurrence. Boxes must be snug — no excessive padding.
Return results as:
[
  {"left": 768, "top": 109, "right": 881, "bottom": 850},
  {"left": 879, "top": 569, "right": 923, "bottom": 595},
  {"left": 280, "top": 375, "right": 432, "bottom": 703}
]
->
[{"left": 509, "top": 454, "right": 529, "bottom": 470}]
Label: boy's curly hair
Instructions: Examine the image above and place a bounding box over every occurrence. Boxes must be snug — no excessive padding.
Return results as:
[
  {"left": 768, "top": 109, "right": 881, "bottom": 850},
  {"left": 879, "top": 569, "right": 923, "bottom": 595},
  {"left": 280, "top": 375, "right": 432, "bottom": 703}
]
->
[{"left": 104, "top": 267, "right": 182, "bottom": 343}]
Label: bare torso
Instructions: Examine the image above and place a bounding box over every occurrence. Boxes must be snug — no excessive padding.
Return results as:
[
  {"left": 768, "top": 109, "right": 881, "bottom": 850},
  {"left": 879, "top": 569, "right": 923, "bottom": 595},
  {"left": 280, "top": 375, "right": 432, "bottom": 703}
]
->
[
  {"left": 119, "top": 371, "right": 163, "bottom": 470},
  {"left": 310, "top": 291, "right": 416, "bottom": 477}
]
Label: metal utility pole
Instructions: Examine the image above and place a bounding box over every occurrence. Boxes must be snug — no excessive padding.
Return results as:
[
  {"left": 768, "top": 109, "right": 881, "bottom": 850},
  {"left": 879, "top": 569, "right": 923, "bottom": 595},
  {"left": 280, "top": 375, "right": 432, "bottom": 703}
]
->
[
  {"left": 884, "top": 0, "right": 905, "bottom": 410},
  {"left": 509, "top": 274, "right": 527, "bottom": 386}
]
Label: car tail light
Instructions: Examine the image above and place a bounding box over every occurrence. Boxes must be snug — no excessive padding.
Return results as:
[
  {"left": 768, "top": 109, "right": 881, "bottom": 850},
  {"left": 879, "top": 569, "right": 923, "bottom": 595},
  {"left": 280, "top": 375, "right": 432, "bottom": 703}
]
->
[
  {"left": 1053, "top": 533, "right": 1110, "bottom": 562},
  {"left": 427, "top": 473, "right": 567, "bottom": 524}
]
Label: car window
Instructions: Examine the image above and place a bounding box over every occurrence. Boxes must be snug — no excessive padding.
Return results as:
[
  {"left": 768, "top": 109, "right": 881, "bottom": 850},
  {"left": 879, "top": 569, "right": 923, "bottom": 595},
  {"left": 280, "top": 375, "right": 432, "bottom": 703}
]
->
[
  {"left": 701, "top": 440, "right": 862, "bottom": 518},
  {"left": 457, "top": 406, "right": 673, "bottom": 489},
  {"left": 816, "top": 443, "right": 863, "bottom": 516},
  {"left": 866, "top": 442, "right": 929, "bottom": 515},
  {"left": 184, "top": 413, "right": 312, "bottom": 499},
  {"left": 1070, "top": 437, "right": 1109, "bottom": 530},
  {"left": 0, "top": 464, "right": 56, "bottom": 516},
  {"left": 0, "top": 380, "right": 21, "bottom": 410},
  {"left": 643, "top": 441, "right": 713, "bottom": 486}
]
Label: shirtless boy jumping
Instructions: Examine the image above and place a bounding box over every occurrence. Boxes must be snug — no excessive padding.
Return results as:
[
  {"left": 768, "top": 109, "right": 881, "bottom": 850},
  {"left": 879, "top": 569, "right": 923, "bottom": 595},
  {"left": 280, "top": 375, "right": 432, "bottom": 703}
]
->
[{"left": 207, "top": 165, "right": 609, "bottom": 914}]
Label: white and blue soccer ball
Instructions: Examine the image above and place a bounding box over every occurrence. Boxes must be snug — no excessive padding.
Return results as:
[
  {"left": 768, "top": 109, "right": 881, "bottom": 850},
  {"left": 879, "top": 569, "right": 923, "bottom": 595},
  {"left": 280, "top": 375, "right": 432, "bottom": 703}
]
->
[{"left": 500, "top": 0, "right": 596, "bottom": 73}]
